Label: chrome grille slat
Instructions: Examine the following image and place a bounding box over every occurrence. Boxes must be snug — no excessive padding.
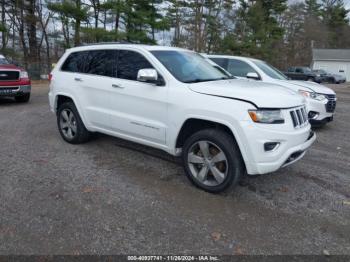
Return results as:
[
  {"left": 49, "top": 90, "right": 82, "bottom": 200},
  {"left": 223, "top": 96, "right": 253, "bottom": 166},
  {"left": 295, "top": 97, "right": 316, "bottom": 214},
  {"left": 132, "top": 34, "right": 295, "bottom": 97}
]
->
[
  {"left": 321, "top": 93, "right": 337, "bottom": 113},
  {"left": 290, "top": 106, "right": 308, "bottom": 128}
]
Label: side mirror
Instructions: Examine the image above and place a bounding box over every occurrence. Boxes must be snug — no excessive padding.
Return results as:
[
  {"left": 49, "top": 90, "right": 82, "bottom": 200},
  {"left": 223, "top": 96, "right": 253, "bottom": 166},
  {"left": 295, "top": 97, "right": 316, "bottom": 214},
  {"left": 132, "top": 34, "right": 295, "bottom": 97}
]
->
[
  {"left": 246, "top": 72, "right": 260, "bottom": 80},
  {"left": 137, "top": 69, "right": 158, "bottom": 83}
]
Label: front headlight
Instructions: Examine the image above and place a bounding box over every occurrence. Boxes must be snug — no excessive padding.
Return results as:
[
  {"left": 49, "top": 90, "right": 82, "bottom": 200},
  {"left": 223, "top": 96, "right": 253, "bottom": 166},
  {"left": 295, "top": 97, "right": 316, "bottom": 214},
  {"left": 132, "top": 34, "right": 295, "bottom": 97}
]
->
[
  {"left": 298, "top": 90, "right": 326, "bottom": 101},
  {"left": 248, "top": 110, "right": 285, "bottom": 124},
  {"left": 20, "top": 71, "right": 29, "bottom": 79}
]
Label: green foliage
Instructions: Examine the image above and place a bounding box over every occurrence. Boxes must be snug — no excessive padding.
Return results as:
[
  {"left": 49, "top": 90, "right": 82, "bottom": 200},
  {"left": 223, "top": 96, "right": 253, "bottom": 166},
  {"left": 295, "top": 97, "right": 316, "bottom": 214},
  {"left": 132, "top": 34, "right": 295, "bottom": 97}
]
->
[
  {"left": 0, "top": 23, "right": 7, "bottom": 32},
  {"left": 321, "top": 0, "right": 350, "bottom": 47},
  {"left": 304, "top": 0, "right": 322, "bottom": 17},
  {"left": 231, "top": 0, "right": 287, "bottom": 61},
  {"left": 81, "top": 27, "right": 122, "bottom": 42},
  {"left": 47, "top": 0, "right": 89, "bottom": 21}
]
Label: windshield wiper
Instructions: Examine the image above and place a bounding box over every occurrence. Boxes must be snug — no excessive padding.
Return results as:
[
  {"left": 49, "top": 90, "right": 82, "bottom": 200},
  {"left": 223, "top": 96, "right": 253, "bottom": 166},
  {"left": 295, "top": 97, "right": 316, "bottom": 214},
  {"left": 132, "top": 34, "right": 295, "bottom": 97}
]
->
[{"left": 184, "top": 77, "right": 232, "bottom": 83}]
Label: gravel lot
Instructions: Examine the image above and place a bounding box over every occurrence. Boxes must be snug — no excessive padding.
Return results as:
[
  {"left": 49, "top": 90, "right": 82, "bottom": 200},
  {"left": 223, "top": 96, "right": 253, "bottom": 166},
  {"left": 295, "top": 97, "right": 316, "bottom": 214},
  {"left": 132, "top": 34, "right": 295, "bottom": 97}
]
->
[{"left": 0, "top": 82, "right": 349, "bottom": 255}]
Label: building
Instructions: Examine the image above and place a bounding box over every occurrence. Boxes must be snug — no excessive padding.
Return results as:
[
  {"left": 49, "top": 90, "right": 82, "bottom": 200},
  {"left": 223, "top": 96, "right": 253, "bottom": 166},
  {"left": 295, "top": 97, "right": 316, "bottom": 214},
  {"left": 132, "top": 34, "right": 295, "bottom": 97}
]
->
[{"left": 312, "top": 49, "right": 350, "bottom": 82}]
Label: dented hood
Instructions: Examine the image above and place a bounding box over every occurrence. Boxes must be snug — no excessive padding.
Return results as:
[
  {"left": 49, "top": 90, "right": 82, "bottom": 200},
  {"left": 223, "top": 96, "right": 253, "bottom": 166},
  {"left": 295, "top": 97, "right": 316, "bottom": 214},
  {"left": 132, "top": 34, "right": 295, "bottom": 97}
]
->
[{"left": 188, "top": 79, "right": 305, "bottom": 108}]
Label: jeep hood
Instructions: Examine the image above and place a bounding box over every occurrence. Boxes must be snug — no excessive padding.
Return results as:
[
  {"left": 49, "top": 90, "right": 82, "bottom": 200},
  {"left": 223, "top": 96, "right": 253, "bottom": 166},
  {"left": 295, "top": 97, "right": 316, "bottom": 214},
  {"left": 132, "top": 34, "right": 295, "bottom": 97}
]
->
[
  {"left": 278, "top": 80, "right": 335, "bottom": 95},
  {"left": 188, "top": 79, "right": 305, "bottom": 108}
]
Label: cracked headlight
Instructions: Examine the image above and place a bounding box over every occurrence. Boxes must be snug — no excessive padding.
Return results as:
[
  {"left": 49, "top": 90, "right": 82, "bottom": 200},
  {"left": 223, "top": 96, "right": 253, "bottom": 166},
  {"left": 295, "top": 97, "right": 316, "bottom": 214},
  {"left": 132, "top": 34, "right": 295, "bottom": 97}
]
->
[{"left": 248, "top": 110, "right": 285, "bottom": 124}]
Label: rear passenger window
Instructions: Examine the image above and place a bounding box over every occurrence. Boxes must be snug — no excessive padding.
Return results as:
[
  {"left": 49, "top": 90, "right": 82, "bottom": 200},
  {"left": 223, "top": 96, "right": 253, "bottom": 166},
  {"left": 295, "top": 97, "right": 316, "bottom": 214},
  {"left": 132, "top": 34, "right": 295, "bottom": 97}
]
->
[
  {"left": 117, "top": 50, "right": 153, "bottom": 81},
  {"left": 61, "top": 52, "right": 87, "bottom": 73},
  {"left": 84, "top": 50, "right": 116, "bottom": 77}
]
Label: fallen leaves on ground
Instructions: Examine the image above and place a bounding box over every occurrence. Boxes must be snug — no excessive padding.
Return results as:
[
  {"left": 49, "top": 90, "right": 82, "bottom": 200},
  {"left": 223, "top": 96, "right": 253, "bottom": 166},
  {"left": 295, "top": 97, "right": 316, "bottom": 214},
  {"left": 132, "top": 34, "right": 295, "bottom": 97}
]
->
[{"left": 211, "top": 232, "right": 221, "bottom": 241}]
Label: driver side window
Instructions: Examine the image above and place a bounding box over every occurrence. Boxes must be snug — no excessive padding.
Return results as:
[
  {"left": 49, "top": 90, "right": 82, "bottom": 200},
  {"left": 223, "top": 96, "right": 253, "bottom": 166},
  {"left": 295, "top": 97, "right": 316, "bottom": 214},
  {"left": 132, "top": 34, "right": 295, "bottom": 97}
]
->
[
  {"left": 227, "top": 59, "right": 258, "bottom": 77},
  {"left": 117, "top": 50, "right": 154, "bottom": 81}
]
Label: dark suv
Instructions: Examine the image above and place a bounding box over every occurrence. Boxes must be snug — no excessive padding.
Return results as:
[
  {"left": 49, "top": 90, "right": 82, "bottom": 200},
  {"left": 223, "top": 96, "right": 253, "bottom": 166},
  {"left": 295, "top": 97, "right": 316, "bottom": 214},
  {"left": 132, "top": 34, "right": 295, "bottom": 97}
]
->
[{"left": 285, "top": 67, "right": 322, "bottom": 83}]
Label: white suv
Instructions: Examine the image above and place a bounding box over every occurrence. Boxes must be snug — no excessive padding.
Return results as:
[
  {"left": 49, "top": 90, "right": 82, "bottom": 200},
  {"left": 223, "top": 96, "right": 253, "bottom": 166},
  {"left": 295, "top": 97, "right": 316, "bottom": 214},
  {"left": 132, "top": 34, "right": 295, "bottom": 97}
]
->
[
  {"left": 206, "top": 55, "right": 337, "bottom": 127},
  {"left": 49, "top": 44, "right": 316, "bottom": 193}
]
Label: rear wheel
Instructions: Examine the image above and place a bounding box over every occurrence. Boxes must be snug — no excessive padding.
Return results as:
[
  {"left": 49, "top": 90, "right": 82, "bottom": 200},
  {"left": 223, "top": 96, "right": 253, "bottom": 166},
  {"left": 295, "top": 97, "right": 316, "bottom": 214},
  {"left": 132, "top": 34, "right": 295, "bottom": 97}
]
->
[
  {"left": 182, "top": 129, "right": 244, "bottom": 193},
  {"left": 15, "top": 93, "right": 30, "bottom": 103},
  {"left": 57, "top": 102, "right": 91, "bottom": 144}
]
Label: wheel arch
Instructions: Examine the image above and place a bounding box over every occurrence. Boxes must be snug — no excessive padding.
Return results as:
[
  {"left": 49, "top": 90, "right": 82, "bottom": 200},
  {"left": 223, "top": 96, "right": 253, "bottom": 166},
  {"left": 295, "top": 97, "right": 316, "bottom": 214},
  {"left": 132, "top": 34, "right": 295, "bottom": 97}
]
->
[
  {"left": 54, "top": 93, "right": 89, "bottom": 129},
  {"left": 175, "top": 118, "right": 248, "bottom": 170}
]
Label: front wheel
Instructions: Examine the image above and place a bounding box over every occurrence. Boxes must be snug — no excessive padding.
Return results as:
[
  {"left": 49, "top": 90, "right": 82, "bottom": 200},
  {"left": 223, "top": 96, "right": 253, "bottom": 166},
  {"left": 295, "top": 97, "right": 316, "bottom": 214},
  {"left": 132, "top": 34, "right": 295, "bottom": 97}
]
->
[{"left": 182, "top": 129, "right": 244, "bottom": 193}]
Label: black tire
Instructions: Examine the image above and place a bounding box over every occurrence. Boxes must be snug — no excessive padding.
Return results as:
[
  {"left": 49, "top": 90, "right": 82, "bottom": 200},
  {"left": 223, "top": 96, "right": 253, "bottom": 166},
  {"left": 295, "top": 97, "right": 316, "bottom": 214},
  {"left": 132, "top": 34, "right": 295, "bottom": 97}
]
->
[
  {"left": 57, "top": 101, "right": 91, "bottom": 144},
  {"left": 15, "top": 93, "right": 30, "bottom": 103},
  {"left": 182, "top": 129, "right": 244, "bottom": 193}
]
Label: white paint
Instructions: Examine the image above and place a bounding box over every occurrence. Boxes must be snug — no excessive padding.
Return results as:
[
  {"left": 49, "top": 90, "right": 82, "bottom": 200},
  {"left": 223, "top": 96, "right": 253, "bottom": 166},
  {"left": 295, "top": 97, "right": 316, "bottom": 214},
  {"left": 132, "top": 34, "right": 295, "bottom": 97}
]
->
[
  {"left": 49, "top": 44, "right": 315, "bottom": 176},
  {"left": 313, "top": 60, "right": 350, "bottom": 81}
]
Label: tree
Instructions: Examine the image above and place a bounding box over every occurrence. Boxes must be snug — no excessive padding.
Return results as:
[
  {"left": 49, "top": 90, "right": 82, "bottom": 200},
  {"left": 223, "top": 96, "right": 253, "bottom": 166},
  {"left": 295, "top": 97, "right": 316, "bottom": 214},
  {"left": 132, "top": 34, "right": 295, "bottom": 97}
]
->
[
  {"left": 321, "top": 0, "right": 350, "bottom": 48},
  {"left": 230, "top": 0, "right": 287, "bottom": 63},
  {"left": 47, "top": 0, "right": 89, "bottom": 46}
]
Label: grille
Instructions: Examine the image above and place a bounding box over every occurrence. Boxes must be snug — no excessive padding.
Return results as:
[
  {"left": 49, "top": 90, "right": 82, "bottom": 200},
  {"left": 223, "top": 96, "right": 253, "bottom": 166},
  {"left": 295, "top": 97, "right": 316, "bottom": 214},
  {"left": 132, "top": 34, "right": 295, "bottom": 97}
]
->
[
  {"left": 290, "top": 106, "right": 308, "bottom": 128},
  {"left": 324, "top": 94, "right": 336, "bottom": 113},
  {"left": 0, "top": 86, "right": 19, "bottom": 90},
  {"left": 0, "top": 70, "right": 20, "bottom": 81}
]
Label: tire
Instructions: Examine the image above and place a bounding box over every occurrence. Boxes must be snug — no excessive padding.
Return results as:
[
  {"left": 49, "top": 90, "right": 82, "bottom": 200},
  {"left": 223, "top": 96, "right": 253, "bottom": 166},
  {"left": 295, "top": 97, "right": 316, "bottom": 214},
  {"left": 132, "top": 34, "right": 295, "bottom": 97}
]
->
[
  {"left": 15, "top": 93, "right": 30, "bottom": 103},
  {"left": 57, "top": 101, "right": 91, "bottom": 144},
  {"left": 182, "top": 129, "right": 244, "bottom": 193}
]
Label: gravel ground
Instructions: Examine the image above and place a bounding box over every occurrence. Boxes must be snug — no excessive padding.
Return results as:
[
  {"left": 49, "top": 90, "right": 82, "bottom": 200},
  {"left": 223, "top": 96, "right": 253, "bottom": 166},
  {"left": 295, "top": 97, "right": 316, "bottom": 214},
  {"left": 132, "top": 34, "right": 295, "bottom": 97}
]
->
[{"left": 0, "top": 82, "right": 349, "bottom": 255}]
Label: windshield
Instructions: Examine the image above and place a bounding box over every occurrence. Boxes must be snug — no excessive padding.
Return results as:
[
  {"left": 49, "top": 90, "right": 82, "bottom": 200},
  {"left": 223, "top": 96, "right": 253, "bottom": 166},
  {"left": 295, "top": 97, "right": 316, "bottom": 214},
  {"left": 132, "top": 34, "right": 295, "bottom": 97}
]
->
[
  {"left": 151, "top": 50, "right": 230, "bottom": 83},
  {"left": 0, "top": 58, "right": 9, "bottom": 65},
  {"left": 253, "top": 60, "right": 288, "bottom": 80}
]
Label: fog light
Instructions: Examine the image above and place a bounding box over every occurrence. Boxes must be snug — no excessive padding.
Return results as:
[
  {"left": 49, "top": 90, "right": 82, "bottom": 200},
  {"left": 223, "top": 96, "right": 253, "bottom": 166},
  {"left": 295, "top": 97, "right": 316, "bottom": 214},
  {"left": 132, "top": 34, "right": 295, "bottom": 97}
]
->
[
  {"left": 308, "top": 111, "right": 319, "bottom": 120},
  {"left": 264, "top": 142, "right": 280, "bottom": 152}
]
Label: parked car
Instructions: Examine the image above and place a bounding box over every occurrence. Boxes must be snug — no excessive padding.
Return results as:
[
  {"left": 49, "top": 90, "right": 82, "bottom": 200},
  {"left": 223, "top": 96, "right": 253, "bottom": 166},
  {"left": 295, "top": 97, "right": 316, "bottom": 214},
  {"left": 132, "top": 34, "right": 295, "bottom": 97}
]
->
[
  {"left": 285, "top": 66, "right": 322, "bottom": 83},
  {"left": 49, "top": 44, "right": 316, "bottom": 193},
  {"left": 0, "top": 54, "right": 31, "bottom": 102},
  {"left": 206, "top": 55, "right": 336, "bottom": 127},
  {"left": 313, "top": 69, "right": 346, "bottom": 84}
]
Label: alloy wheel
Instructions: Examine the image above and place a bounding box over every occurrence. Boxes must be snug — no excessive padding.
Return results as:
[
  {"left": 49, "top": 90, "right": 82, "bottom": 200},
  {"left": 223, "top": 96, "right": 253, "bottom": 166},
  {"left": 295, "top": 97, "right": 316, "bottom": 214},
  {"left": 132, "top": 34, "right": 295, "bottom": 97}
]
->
[
  {"left": 187, "top": 140, "right": 228, "bottom": 187},
  {"left": 59, "top": 109, "right": 77, "bottom": 140}
]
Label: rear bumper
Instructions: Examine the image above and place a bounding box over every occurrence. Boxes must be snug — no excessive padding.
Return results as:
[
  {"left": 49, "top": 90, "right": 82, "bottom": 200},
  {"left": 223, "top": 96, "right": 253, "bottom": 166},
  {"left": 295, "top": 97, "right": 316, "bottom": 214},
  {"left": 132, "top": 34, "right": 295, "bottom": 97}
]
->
[{"left": 0, "top": 85, "right": 31, "bottom": 97}]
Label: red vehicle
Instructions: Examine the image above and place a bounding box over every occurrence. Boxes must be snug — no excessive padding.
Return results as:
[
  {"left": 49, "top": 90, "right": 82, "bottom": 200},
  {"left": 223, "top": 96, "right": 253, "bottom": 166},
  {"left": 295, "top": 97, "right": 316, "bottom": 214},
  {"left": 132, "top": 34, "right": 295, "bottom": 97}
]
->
[{"left": 0, "top": 55, "right": 31, "bottom": 103}]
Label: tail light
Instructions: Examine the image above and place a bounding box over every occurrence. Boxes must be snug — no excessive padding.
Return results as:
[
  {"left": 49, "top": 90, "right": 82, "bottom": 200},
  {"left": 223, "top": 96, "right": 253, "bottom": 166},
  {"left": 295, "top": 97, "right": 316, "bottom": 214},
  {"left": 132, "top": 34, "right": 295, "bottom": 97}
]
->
[{"left": 49, "top": 73, "right": 53, "bottom": 82}]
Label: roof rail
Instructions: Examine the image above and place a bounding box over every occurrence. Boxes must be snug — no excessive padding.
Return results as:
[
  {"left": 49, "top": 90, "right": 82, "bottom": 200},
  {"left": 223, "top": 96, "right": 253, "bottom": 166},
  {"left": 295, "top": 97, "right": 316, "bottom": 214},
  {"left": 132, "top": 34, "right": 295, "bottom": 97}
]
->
[{"left": 79, "top": 41, "right": 149, "bottom": 47}]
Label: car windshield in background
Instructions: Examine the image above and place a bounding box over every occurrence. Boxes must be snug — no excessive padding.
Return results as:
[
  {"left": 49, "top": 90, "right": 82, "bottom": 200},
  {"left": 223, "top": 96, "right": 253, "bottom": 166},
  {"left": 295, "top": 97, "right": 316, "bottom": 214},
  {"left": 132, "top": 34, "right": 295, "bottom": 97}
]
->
[
  {"left": 0, "top": 58, "right": 10, "bottom": 65},
  {"left": 151, "top": 50, "right": 230, "bottom": 83},
  {"left": 303, "top": 67, "right": 312, "bottom": 73},
  {"left": 253, "top": 60, "right": 288, "bottom": 80}
]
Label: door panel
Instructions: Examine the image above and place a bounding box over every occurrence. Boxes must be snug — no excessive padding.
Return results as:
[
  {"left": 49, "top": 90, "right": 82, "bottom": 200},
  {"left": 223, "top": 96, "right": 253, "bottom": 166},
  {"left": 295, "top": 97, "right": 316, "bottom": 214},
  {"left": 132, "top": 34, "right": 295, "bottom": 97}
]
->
[
  {"left": 108, "top": 50, "right": 168, "bottom": 145},
  {"left": 74, "top": 50, "right": 117, "bottom": 129},
  {"left": 108, "top": 80, "right": 167, "bottom": 144}
]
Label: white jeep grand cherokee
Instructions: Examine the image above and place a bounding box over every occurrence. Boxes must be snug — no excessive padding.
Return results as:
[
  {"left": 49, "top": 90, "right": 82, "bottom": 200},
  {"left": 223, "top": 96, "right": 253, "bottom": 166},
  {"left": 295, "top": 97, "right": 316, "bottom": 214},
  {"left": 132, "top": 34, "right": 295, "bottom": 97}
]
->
[{"left": 49, "top": 44, "right": 316, "bottom": 193}]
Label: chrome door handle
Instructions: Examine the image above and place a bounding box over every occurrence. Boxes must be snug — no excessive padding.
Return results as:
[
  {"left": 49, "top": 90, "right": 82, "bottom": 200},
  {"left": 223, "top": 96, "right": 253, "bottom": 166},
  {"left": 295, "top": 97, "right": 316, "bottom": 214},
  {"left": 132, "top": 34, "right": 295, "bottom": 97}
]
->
[
  {"left": 112, "top": 84, "right": 124, "bottom": 89},
  {"left": 74, "top": 77, "right": 83, "bottom": 82}
]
